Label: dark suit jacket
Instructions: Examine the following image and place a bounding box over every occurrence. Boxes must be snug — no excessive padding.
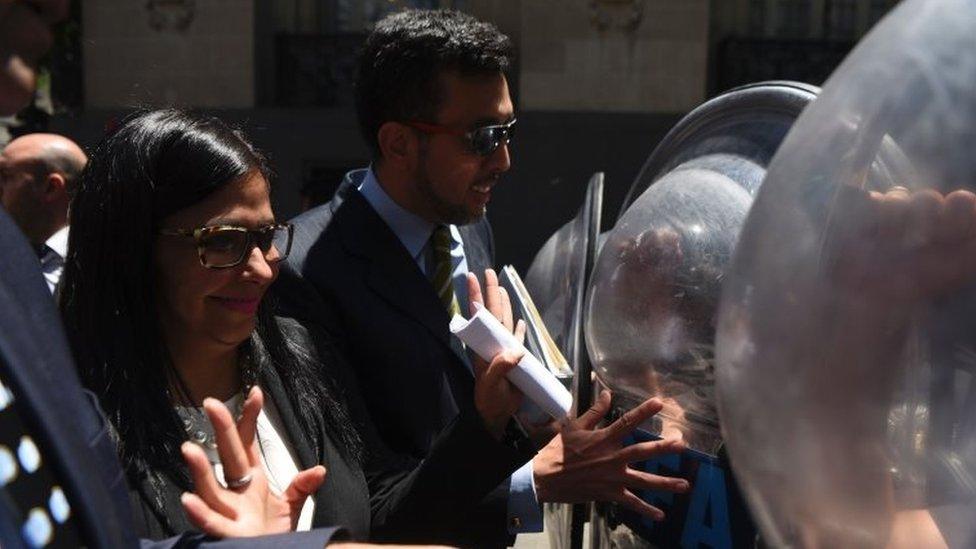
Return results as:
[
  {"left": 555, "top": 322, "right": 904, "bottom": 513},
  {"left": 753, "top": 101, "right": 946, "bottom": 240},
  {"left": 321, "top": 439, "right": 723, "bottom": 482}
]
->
[
  {"left": 0, "top": 210, "right": 136, "bottom": 548},
  {"left": 0, "top": 207, "right": 341, "bottom": 548},
  {"left": 274, "top": 171, "right": 523, "bottom": 547},
  {"left": 127, "top": 315, "right": 530, "bottom": 546},
  {"left": 126, "top": 351, "right": 371, "bottom": 540}
]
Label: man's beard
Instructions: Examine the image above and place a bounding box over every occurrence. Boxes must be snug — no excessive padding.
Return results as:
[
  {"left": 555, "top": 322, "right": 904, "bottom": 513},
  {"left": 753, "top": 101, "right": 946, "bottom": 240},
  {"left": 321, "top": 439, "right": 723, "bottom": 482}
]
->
[{"left": 415, "top": 152, "right": 484, "bottom": 226}]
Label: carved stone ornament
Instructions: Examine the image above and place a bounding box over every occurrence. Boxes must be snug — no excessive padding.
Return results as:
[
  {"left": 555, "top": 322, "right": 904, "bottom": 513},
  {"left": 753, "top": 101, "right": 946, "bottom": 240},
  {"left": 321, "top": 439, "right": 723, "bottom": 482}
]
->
[
  {"left": 589, "top": 0, "right": 645, "bottom": 33},
  {"left": 146, "top": 0, "right": 197, "bottom": 33}
]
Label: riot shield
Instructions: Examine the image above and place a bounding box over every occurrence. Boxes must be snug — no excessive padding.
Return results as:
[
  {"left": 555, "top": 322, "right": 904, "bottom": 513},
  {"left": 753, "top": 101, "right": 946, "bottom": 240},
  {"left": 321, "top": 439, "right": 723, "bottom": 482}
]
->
[
  {"left": 526, "top": 173, "right": 604, "bottom": 549},
  {"left": 716, "top": 1, "right": 976, "bottom": 547},
  {"left": 526, "top": 172, "right": 605, "bottom": 378},
  {"left": 620, "top": 80, "right": 820, "bottom": 215},
  {"left": 585, "top": 81, "right": 818, "bottom": 548}
]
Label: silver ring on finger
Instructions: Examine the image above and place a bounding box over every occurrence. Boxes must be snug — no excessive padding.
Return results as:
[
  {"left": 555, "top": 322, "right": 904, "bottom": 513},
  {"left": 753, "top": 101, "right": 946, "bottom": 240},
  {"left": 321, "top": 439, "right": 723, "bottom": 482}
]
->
[{"left": 225, "top": 473, "right": 253, "bottom": 490}]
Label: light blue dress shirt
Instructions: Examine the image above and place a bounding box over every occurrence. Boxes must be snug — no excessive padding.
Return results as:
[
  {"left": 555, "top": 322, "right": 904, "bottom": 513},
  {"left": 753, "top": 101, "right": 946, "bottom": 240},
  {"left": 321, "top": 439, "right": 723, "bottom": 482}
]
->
[{"left": 356, "top": 168, "right": 543, "bottom": 534}]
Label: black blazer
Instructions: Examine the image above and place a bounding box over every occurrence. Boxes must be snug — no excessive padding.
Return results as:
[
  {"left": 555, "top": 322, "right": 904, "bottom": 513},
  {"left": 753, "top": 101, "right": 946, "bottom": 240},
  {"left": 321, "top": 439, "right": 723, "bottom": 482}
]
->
[
  {"left": 126, "top": 354, "right": 371, "bottom": 540},
  {"left": 274, "top": 171, "right": 522, "bottom": 547},
  {"left": 126, "top": 317, "right": 530, "bottom": 546},
  {"left": 0, "top": 208, "right": 342, "bottom": 549}
]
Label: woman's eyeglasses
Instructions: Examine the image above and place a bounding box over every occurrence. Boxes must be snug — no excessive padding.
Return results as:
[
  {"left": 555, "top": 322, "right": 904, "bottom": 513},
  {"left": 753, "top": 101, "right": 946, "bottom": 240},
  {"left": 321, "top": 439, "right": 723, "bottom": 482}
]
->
[
  {"left": 405, "top": 118, "right": 516, "bottom": 157},
  {"left": 158, "top": 223, "right": 294, "bottom": 269}
]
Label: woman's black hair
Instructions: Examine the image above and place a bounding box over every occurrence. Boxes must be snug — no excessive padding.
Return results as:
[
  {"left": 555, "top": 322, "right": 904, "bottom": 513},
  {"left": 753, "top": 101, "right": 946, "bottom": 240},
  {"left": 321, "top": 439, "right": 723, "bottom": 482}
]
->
[{"left": 59, "top": 109, "right": 361, "bottom": 491}]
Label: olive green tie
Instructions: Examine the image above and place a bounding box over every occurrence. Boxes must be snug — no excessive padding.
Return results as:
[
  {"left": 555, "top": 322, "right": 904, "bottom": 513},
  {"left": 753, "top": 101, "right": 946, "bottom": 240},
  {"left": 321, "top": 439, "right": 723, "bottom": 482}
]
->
[{"left": 431, "top": 225, "right": 461, "bottom": 317}]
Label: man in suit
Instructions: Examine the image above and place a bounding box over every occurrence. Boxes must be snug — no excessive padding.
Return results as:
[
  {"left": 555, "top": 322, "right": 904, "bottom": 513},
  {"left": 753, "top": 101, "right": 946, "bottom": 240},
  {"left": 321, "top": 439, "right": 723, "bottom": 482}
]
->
[
  {"left": 275, "top": 9, "right": 690, "bottom": 547},
  {"left": 0, "top": 133, "right": 85, "bottom": 292}
]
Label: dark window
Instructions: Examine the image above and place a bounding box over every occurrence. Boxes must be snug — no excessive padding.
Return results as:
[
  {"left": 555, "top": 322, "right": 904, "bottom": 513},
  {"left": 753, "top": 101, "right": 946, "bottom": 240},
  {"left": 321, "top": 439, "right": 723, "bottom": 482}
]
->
[
  {"left": 825, "top": 0, "right": 857, "bottom": 39},
  {"left": 749, "top": 0, "right": 767, "bottom": 35},
  {"left": 260, "top": 0, "right": 466, "bottom": 108},
  {"left": 776, "top": 0, "right": 812, "bottom": 38},
  {"left": 300, "top": 162, "right": 360, "bottom": 211},
  {"left": 868, "top": 0, "right": 892, "bottom": 26},
  {"left": 274, "top": 33, "right": 364, "bottom": 108}
]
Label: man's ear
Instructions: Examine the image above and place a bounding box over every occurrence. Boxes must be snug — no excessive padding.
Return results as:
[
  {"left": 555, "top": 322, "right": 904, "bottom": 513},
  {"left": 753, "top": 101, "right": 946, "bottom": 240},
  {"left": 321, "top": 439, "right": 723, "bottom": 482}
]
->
[
  {"left": 40, "top": 172, "right": 67, "bottom": 203},
  {"left": 377, "top": 121, "right": 418, "bottom": 169}
]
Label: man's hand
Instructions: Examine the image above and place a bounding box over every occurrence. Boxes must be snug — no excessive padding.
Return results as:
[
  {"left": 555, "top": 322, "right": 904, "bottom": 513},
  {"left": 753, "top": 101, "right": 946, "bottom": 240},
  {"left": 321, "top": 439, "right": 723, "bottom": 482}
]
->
[
  {"left": 533, "top": 390, "right": 689, "bottom": 521},
  {"left": 179, "top": 386, "right": 328, "bottom": 537},
  {"left": 467, "top": 269, "right": 526, "bottom": 440}
]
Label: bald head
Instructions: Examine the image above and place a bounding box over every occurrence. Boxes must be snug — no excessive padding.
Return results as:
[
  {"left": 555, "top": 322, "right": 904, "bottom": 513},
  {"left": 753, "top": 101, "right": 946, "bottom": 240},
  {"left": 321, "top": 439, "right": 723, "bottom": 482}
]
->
[
  {"left": 0, "top": 133, "right": 86, "bottom": 245},
  {"left": 6, "top": 133, "right": 87, "bottom": 179}
]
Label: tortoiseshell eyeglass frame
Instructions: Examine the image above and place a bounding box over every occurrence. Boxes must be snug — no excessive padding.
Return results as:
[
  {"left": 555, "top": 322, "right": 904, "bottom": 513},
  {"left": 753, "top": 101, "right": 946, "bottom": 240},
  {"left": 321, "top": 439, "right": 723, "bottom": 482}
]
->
[{"left": 158, "top": 223, "right": 294, "bottom": 269}]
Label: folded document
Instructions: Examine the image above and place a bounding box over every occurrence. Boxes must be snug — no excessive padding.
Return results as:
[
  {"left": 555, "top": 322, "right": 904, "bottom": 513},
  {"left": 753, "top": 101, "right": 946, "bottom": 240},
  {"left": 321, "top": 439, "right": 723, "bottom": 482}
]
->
[{"left": 450, "top": 303, "right": 573, "bottom": 420}]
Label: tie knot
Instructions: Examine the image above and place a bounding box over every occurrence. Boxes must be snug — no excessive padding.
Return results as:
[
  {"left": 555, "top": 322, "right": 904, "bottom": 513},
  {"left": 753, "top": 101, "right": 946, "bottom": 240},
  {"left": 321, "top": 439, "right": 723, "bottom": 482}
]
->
[{"left": 432, "top": 225, "right": 452, "bottom": 246}]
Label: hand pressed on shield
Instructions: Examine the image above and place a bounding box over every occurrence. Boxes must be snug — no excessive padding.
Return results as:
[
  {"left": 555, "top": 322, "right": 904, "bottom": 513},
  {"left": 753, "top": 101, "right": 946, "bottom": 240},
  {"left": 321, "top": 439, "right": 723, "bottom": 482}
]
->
[
  {"left": 532, "top": 390, "right": 689, "bottom": 521},
  {"left": 179, "top": 386, "right": 327, "bottom": 537},
  {"left": 466, "top": 269, "right": 527, "bottom": 440},
  {"left": 828, "top": 185, "right": 976, "bottom": 303}
]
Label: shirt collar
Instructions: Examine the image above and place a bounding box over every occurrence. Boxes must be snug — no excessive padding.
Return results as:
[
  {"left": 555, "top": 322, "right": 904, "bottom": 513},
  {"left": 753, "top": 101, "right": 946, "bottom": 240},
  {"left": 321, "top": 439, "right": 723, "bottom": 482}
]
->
[
  {"left": 357, "top": 167, "right": 435, "bottom": 261},
  {"left": 44, "top": 225, "right": 69, "bottom": 259}
]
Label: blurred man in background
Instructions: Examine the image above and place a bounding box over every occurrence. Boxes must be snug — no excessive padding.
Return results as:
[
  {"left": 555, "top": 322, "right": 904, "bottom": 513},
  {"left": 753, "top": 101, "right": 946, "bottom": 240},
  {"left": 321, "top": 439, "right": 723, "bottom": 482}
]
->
[{"left": 0, "top": 133, "right": 85, "bottom": 291}]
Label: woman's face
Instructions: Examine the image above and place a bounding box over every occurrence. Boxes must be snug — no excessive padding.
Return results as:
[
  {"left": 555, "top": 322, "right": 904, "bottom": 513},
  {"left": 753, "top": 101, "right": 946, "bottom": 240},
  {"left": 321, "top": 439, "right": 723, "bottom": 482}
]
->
[{"left": 153, "top": 170, "right": 278, "bottom": 352}]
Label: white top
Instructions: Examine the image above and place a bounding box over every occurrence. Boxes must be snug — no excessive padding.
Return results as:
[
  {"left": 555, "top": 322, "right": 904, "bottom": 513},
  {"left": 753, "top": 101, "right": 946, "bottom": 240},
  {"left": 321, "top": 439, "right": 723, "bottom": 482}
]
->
[
  {"left": 178, "top": 394, "right": 316, "bottom": 531},
  {"left": 41, "top": 226, "right": 69, "bottom": 294}
]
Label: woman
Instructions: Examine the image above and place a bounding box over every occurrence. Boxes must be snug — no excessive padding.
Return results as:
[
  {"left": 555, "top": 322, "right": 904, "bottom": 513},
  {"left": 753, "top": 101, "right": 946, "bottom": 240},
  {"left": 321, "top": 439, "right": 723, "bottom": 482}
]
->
[{"left": 58, "top": 109, "right": 529, "bottom": 541}]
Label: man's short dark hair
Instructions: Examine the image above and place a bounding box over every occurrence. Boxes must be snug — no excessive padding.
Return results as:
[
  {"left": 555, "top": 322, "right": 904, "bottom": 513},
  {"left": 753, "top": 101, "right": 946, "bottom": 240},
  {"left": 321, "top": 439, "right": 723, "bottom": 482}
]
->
[{"left": 355, "top": 9, "right": 514, "bottom": 158}]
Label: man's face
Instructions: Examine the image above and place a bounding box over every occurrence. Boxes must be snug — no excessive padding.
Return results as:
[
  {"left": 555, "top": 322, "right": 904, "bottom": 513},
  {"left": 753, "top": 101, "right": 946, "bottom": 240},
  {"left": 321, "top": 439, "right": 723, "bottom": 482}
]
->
[
  {"left": 0, "top": 139, "right": 42, "bottom": 233},
  {"left": 413, "top": 71, "right": 514, "bottom": 225}
]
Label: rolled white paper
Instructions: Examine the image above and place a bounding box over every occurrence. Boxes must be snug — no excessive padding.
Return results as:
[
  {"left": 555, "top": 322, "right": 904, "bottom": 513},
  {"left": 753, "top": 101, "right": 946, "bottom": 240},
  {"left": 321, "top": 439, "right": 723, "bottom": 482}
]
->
[{"left": 450, "top": 304, "right": 572, "bottom": 420}]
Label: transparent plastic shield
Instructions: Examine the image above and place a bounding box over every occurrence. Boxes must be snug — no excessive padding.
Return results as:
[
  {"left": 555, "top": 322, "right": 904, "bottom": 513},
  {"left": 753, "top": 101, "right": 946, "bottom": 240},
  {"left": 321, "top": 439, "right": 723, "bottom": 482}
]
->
[
  {"left": 620, "top": 81, "right": 820, "bottom": 215},
  {"left": 586, "top": 171, "right": 752, "bottom": 455},
  {"left": 716, "top": 0, "right": 976, "bottom": 546},
  {"left": 529, "top": 175, "right": 604, "bottom": 549},
  {"left": 525, "top": 199, "right": 582, "bottom": 549},
  {"left": 525, "top": 172, "right": 602, "bottom": 370}
]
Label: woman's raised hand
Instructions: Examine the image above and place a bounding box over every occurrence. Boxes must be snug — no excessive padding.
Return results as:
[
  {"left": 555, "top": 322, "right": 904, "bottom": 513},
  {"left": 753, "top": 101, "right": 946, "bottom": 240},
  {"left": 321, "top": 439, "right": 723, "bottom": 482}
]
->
[{"left": 179, "top": 386, "right": 327, "bottom": 537}]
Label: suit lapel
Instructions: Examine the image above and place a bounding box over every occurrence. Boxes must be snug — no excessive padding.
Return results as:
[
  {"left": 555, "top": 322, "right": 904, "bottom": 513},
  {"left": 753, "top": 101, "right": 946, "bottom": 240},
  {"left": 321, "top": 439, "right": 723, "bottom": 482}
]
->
[
  {"left": 259, "top": 368, "right": 317, "bottom": 470},
  {"left": 258, "top": 359, "right": 370, "bottom": 536},
  {"left": 259, "top": 367, "right": 330, "bottom": 528},
  {"left": 337, "top": 191, "right": 455, "bottom": 350}
]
